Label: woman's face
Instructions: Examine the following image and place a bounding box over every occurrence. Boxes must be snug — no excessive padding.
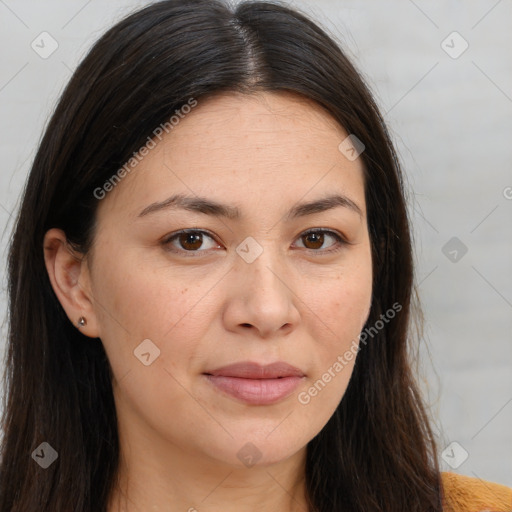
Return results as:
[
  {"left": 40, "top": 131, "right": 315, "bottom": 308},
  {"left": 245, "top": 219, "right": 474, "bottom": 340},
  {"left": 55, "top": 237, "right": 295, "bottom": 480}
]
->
[{"left": 64, "top": 91, "right": 373, "bottom": 468}]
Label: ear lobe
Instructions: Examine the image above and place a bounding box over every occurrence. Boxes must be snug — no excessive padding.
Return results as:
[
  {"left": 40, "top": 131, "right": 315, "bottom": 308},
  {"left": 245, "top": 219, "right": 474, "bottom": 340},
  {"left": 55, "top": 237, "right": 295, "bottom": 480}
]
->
[{"left": 43, "top": 228, "right": 99, "bottom": 338}]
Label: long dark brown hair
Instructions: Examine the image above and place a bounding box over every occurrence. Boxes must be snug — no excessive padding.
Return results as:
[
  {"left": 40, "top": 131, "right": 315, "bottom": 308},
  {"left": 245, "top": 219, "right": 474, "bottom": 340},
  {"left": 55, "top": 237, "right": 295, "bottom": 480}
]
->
[{"left": 0, "top": 1, "right": 442, "bottom": 510}]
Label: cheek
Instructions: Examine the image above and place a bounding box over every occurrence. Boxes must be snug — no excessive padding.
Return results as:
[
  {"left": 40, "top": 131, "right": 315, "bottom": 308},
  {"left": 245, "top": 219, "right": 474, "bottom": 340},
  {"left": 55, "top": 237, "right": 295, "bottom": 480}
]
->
[
  {"left": 96, "top": 251, "right": 208, "bottom": 333},
  {"left": 306, "top": 259, "right": 372, "bottom": 341},
  {"left": 91, "top": 252, "right": 216, "bottom": 381},
  {"left": 301, "top": 252, "right": 372, "bottom": 390},
  {"left": 93, "top": 257, "right": 212, "bottom": 425},
  {"left": 296, "top": 293, "right": 370, "bottom": 429}
]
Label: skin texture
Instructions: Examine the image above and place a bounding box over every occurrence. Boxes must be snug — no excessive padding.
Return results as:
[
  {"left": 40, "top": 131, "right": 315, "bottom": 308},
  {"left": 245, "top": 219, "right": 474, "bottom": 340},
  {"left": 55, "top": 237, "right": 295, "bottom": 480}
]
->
[{"left": 43, "top": 91, "right": 373, "bottom": 512}]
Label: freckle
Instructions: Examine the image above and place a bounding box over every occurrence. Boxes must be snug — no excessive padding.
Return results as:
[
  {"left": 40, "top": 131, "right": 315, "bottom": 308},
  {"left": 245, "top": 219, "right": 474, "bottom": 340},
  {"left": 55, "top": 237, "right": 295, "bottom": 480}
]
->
[{"left": 182, "top": 288, "right": 188, "bottom": 294}]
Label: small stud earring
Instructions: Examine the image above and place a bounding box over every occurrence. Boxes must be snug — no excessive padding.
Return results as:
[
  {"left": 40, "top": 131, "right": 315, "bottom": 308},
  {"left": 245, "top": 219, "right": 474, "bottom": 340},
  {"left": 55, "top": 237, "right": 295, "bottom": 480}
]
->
[{"left": 77, "top": 316, "right": 87, "bottom": 328}]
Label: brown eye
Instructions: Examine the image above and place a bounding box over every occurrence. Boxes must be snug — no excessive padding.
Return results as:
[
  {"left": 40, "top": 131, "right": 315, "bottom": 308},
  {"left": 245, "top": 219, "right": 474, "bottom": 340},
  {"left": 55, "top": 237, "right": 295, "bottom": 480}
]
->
[
  {"left": 178, "top": 232, "right": 204, "bottom": 251},
  {"left": 163, "top": 230, "right": 219, "bottom": 255},
  {"left": 301, "top": 231, "right": 325, "bottom": 250},
  {"left": 295, "top": 229, "right": 347, "bottom": 253}
]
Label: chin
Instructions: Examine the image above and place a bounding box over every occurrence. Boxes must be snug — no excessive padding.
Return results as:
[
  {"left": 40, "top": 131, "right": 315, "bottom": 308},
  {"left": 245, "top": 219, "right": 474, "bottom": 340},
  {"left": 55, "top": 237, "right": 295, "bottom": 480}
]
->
[{"left": 206, "top": 434, "right": 306, "bottom": 469}]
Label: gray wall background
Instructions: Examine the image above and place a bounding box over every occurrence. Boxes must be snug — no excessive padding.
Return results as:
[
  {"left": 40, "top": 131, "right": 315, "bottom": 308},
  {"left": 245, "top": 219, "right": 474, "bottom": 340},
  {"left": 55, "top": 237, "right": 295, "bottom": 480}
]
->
[{"left": 1, "top": 0, "right": 511, "bottom": 486}]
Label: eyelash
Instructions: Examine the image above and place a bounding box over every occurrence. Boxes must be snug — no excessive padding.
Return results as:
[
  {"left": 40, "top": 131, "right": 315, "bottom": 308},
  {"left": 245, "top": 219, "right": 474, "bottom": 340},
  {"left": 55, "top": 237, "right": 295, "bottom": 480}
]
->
[{"left": 161, "top": 228, "right": 349, "bottom": 257}]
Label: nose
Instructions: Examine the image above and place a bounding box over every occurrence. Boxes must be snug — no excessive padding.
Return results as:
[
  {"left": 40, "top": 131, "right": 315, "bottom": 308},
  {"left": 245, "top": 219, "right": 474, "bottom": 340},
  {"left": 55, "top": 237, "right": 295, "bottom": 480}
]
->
[{"left": 222, "top": 242, "right": 300, "bottom": 339}]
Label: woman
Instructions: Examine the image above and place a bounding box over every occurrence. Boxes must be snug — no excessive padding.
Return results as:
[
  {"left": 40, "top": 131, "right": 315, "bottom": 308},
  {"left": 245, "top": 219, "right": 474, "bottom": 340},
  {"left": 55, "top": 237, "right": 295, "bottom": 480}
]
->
[{"left": 0, "top": 1, "right": 510, "bottom": 511}]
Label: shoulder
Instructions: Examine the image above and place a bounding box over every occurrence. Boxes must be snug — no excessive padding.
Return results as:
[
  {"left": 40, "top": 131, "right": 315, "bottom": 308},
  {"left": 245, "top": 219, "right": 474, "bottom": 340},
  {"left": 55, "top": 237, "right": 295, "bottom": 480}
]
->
[{"left": 441, "top": 471, "right": 512, "bottom": 512}]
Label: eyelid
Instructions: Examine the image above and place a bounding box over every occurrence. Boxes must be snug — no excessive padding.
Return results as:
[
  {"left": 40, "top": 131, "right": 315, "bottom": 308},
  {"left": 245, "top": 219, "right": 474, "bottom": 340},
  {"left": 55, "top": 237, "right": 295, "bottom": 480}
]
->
[
  {"left": 292, "top": 228, "right": 350, "bottom": 254},
  {"left": 161, "top": 228, "right": 220, "bottom": 255},
  {"left": 299, "top": 227, "right": 350, "bottom": 245},
  {"left": 162, "top": 227, "right": 350, "bottom": 256}
]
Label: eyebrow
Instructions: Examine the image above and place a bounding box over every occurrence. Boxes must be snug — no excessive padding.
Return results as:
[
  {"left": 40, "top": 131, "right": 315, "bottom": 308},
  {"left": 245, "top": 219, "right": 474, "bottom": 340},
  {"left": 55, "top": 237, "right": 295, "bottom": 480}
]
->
[{"left": 137, "top": 193, "right": 363, "bottom": 220}]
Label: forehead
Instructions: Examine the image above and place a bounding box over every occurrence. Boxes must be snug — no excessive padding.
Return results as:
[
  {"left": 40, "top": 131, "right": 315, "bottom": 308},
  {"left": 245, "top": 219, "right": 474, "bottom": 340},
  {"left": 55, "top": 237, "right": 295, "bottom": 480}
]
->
[
  {"left": 96, "top": 91, "right": 366, "bottom": 221},
  {"left": 166, "top": 90, "right": 349, "bottom": 152}
]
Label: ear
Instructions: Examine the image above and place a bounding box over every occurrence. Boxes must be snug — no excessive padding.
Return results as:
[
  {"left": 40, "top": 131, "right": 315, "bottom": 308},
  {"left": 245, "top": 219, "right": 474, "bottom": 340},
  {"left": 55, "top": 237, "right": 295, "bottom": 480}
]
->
[{"left": 43, "top": 228, "right": 100, "bottom": 338}]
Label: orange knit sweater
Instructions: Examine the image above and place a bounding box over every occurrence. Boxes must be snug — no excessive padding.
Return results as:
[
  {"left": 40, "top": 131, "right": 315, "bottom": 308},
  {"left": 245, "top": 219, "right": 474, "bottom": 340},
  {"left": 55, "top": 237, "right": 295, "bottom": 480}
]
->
[{"left": 441, "top": 471, "right": 512, "bottom": 511}]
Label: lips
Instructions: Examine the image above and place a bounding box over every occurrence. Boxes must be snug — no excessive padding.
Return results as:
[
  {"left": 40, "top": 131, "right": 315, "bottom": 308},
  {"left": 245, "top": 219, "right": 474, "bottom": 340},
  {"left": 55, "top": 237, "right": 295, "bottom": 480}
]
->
[{"left": 203, "top": 361, "right": 305, "bottom": 405}]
